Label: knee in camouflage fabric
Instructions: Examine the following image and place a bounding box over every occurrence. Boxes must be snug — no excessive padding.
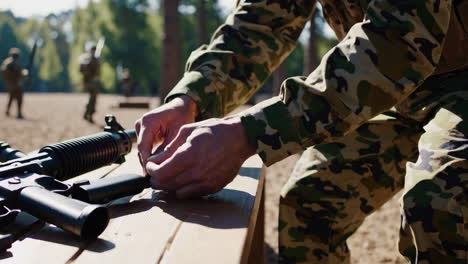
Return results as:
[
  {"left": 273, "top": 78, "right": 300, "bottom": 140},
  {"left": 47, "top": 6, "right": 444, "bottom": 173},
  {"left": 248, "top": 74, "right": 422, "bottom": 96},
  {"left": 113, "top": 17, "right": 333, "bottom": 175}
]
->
[
  {"left": 279, "top": 113, "right": 423, "bottom": 263},
  {"left": 280, "top": 71, "right": 468, "bottom": 263}
]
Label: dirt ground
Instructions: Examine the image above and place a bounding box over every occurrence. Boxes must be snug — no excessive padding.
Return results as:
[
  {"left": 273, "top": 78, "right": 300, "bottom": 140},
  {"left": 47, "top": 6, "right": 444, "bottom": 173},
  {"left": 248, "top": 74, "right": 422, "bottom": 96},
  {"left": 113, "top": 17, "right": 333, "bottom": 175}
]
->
[{"left": 1, "top": 93, "right": 406, "bottom": 263}]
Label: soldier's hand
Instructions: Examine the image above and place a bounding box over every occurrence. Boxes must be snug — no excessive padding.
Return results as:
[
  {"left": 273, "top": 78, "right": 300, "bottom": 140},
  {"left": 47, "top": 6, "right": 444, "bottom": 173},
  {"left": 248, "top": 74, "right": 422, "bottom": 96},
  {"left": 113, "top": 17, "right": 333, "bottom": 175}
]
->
[
  {"left": 22, "top": 69, "right": 29, "bottom": 76},
  {"left": 145, "top": 116, "right": 256, "bottom": 199},
  {"left": 135, "top": 95, "right": 198, "bottom": 173}
]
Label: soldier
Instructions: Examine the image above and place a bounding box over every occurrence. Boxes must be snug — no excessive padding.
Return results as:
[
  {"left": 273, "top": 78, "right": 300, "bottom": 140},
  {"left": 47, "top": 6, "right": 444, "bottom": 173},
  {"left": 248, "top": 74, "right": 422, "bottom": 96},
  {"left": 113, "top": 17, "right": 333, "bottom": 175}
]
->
[
  {"left": 1, "top": 48, "right": 28, "bottom": 119},
  {"left": 136, "top": 0, "right": 468, "bottom": 263},
  {"left": 119, "top": 68, "right": 135, "bottom": 99},
  {"left": 79, "top": 44, "right": 101, "bottom": 123}
]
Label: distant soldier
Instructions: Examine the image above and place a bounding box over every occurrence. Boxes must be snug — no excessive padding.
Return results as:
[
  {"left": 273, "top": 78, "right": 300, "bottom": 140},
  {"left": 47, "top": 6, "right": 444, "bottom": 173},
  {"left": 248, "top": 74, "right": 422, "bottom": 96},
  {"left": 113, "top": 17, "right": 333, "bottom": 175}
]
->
[
  {"left": 1, "top": 48, "right": 28, "bottom": 119},
  {"left": 79, "top": 45, "right": 101, "bottom": 123},
  {"left": 119, "top": 68, "right": 135, "bottom": 99}
]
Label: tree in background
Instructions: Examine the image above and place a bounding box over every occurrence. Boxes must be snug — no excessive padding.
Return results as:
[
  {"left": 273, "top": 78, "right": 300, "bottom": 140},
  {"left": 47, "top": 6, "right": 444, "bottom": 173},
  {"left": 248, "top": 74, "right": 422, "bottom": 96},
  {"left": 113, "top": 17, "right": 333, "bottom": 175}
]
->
[
  {"left": 0, "top": 11, "right": 28, "bottom": 92},
  {"left": 67, "top": 0, "right": 161, "bottom": 94},
  {"left": 0, "top": 1, "right": 336, "bottom": 99},
  {"left": 103, "top": 0, "right": 159, "bottom": 95},
  {"left": 198, "top": 0, "right": 209, "bottom": 45},
  {"left": 304, "top": 8, "right": 320, "bottom": 75},
  {"left": 179, "top": 0, "right": 222, "bottom": 64},
  {"left": 37, "top": 15, "right": 70, "bottom": 91},
  {"left": 68, "top": 1, "right": 102, "bottom": 91},
  {"left": 160, "top": 0, "right": 182, "bottom": 100}
]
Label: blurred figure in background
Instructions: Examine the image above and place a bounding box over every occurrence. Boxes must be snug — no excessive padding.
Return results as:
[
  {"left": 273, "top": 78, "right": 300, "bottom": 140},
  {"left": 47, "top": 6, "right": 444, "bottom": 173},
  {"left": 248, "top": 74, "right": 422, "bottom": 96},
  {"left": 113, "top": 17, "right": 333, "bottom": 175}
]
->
[
  {"left": 1, "top": 48, "right": 28, "bottom": 119},
  {"left": 119, "top": 68, "right": 135, "bottom": 99},
  {"left": 79, "top": 44, "right": 101, "bottom": 123}
]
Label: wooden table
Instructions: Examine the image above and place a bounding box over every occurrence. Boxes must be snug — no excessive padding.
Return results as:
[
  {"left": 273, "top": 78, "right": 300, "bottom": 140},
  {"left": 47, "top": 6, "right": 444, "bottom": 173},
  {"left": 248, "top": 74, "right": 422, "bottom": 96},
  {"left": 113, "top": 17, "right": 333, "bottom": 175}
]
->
[{"left": 0, "top": 151, "right": 266, "bottom": 264}]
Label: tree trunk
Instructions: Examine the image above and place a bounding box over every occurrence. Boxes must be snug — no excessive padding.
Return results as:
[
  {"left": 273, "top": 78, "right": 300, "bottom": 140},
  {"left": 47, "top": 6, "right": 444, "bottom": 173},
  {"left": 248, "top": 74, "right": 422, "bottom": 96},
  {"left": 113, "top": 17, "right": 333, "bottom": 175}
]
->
[
  {"left": 160, "top": 0, "right": 181, "bottom": 100},
  {"left": 304, "top": 8, "right": 319, "bottom": 75},
  {"left": 272, "top": 62, "right": 287, "bottom": 96},
  {"left": 198, "top": 0, "right": 209, "bottom": 45}
]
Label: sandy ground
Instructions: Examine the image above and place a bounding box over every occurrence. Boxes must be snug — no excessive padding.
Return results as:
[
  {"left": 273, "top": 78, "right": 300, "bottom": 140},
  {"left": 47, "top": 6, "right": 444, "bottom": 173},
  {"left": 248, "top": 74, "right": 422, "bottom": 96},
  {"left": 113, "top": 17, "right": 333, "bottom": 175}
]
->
[{"left": 1, "top": 93, "right": 406, "bottom": 263}]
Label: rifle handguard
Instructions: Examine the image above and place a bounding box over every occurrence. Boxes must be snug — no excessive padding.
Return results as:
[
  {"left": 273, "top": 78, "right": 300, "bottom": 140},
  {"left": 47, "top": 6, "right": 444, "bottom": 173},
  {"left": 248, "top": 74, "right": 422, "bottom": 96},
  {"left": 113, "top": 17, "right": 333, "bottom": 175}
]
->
[{"left": 39, "top": 130, "right": 134, "bottom": 180}]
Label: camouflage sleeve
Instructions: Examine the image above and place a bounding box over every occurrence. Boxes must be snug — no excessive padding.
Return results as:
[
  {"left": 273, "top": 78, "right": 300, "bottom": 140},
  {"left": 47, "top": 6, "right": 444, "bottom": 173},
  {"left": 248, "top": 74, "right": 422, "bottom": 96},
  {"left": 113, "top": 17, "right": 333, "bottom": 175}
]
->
[
  {"left": 165, "top": 0, "right": 316, "bottom": 119},
  {"left": 241, "top": 0, "right": 452, "bottom": 165}
]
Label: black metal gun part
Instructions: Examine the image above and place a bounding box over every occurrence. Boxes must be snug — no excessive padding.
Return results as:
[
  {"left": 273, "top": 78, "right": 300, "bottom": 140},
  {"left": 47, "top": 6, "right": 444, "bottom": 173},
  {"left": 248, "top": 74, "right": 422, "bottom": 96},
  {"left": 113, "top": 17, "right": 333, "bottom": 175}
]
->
[{"left": 0, "top": 115, "right": 149, "bottom": 253}]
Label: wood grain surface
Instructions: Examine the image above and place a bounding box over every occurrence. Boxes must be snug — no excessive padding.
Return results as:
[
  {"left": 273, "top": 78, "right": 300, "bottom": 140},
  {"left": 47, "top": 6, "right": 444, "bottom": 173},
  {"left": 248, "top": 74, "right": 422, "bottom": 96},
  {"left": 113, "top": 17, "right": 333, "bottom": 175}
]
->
[{"left": 1, "top": 151, "right": 265, "bottom": 264}]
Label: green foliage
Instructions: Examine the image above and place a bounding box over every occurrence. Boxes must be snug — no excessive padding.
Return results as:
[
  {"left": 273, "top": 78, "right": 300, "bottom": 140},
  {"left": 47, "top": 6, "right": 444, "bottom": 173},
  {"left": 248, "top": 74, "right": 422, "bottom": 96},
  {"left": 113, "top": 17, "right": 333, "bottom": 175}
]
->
[
  {"left": 102, "top": 0, "right": 160, "bottom": 94},
  {"left": 68, "top": 2, "right": 103, "bottom": 91},
  {"left": 67, "top": 0, "right": 162, "bottom": 94},
  {"left": 0, "top": 11, "right": 28, "bottom": 91},
  {"left": 37, "top": 15, "right": 70, "bottom": 91},
  {"left": 286, "top": 44, "right": 305, "bottom": 77},
  {"left": 180, "top": 0, "right": 222, "bottom": 62},
  {"left": 0, "top": 2, "right": 337, "bottom": 95}
]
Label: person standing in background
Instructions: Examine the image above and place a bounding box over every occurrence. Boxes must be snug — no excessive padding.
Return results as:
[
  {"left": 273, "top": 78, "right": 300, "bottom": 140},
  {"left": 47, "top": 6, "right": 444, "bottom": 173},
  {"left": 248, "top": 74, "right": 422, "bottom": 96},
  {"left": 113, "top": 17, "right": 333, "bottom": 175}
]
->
[
  {"left": 79, "top": 44, "right": 101, "bottom": 123},
  {"left": 1, "top": 48, "right": 28, "bottom": 119}
]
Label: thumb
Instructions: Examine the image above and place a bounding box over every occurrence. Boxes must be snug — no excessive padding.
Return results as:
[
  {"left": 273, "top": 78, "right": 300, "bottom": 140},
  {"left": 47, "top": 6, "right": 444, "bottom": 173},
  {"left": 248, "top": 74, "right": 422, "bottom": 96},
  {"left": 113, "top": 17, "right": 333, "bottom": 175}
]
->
[{"left": 147, "top": 125, "right": 192, "bottom": 165}]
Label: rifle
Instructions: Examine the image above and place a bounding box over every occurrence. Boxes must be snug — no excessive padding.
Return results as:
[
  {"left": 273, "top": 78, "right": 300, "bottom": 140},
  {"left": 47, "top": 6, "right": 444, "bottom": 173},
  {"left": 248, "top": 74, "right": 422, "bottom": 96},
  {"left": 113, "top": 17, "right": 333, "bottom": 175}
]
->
[
  {"left": 24, "top": 39, "right": 38, "bottom": 89},
  {"left": 0, "top": 115, "right": 150, "bottom": 252},
  {"left": 26, "top": 39, "right": 37, "bottom": 75},
  {"left": 94, "top": 37, "right": 105, "bottom": 59}
]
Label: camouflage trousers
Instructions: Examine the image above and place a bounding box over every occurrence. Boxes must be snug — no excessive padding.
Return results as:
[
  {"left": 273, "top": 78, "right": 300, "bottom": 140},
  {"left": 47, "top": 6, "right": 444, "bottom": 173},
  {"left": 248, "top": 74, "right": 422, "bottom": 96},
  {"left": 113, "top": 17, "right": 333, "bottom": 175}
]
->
[
  {"left": 83, "top": 80, "right": 100, "bottom": 118},
  {"left": 5, "top": 81, "right": 23, "bottom": 117},
  {"left": 279, "top": 70, "right": 468, "bottom": 263}
]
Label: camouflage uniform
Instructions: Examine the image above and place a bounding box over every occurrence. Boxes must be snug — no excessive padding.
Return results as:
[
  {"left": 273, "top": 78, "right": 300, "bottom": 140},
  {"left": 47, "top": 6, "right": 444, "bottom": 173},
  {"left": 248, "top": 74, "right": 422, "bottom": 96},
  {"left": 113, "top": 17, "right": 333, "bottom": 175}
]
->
[
  {"left": 79, "top": 51, "right": 101, "bottom": 122},
  {"left": 1, "top": 49, "right": 26, "bottom": 118},
  {"left": 165, "top": 0, "right": 468, "bottom": 262},
  {"left": 120, "top": 68, "right": 135, "bottom": 98}
]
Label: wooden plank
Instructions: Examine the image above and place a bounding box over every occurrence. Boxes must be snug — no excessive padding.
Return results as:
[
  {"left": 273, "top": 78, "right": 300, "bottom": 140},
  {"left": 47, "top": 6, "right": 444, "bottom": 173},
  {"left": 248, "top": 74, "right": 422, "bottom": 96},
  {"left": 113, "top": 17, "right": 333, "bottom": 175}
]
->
[
  {"left": 73, "top": 189, "right": 182, "bottom": 264},
  {"left": 1, "top": 153, "right": 265, "bottom": 264},
  {"left": 246, "top": 190, "right": 265, "bottom": 264},
  {"left": 0, "top": 153, "right": 139, "bottom": 263},
  {"left": 118, "top": 102, "right": 150, "bottom": 109},
  {"left": 76, "top": 155, "right": 264, "bottom": 264},
  {"left": 241, "top": 161, "right": 266, "bottom": 264},
  {"left": 74, "top": 150, "right": 177, "bottom": 264},
  {"left": 159, "top": 156, "right": 265, "bottom": 264}
]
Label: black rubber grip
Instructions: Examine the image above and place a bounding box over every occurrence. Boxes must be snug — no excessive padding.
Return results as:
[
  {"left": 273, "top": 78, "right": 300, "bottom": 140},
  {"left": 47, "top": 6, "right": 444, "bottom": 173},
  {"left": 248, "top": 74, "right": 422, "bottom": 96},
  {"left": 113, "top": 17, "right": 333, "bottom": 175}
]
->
[{"left": 39, "top": 132, "right": 121, "bottom": 180}]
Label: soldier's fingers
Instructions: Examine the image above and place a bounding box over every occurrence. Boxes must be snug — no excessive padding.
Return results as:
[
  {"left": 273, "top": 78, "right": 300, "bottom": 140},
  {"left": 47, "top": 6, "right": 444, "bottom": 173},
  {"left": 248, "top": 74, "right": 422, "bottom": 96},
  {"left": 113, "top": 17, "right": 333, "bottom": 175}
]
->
[
  {"left": 135, "top": 120, "right": 141, "bottom": 135},
  {"left": 147, "top": 168, "right": 196, "bottom": 191},
  {"left": 147, "top": 125, "right": 193, "bottom": 165},
  {"left": 137, "top": 123, "right": 162, "bottom": 167},
  {"left": 135, "top": 120, "right": 144, "bottom": 167},
  {"left": 151, "top": 128, "right": 178, "bottom": 157},
  {"left": 146, "top": 148, "right": 193, "bottom": 189}
]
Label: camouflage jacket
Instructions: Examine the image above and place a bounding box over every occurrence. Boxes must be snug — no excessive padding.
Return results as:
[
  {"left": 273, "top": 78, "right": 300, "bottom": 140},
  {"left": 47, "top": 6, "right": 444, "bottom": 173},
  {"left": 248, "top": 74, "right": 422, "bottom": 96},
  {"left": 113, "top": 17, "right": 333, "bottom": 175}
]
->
[
  {"left": 166, "top": 0, "right": 468, "bottom": 166},
  {"left": 1, "top": 57, "right": 24, "bottom": 83},
  {"left": 79, "top": 53, "right": 101, "bottom": 82}
]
